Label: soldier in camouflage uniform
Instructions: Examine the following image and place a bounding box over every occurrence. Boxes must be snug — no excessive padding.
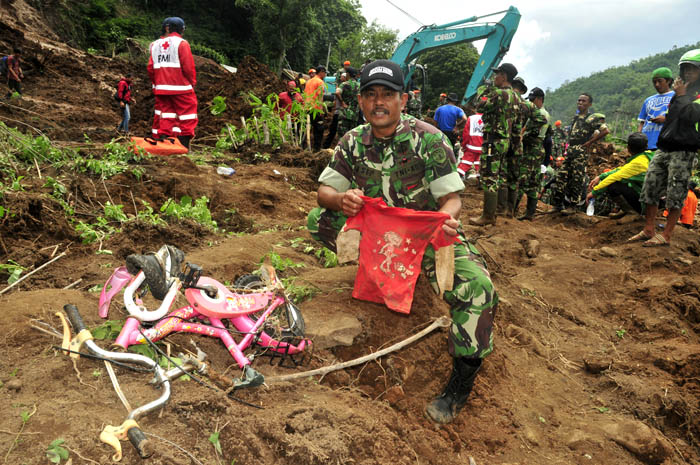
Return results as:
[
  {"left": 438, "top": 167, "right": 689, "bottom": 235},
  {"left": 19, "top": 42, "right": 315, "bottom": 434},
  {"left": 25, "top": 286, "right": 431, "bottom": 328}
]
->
[
  {"left": 551, "top": 93, "right": 609, "bottom": 214},
  {"left": 469, "top": 62, "right": 520, "bottom": 226},
  {"left": 406, "top": 89, "right": 423, "bottom": 119},
  {"left": 336, "top": 67, "right": 360, "bottom": 137},
  {"left": 552, "top": 120, "right": 566, "bottom": 161},
  {"left": 334, "top": 60, "right": 352, "bottom": 84},
  {"left": 307, "top": 60, "right": 497, "bottom": 425},
  {"left": 517, "top": 87, "right": 550, "bottom": 220},
  {"left": 504, "top": 77, "right": 530, "bottom": 216}
]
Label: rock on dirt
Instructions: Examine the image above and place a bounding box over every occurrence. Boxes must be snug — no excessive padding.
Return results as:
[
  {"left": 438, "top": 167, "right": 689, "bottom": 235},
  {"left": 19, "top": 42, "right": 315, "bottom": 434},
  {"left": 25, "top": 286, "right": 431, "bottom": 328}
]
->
[
  {"left": 504, "top": 324, "right": 546, "bottom": 356},
  {"left": 309, "top": 314, "right": 363, "bottom": 349},
  {"left": 600, "top": 246, "right": 619, "bottom": 257},
  {"left": 601, "top": 419, "right": 673, "bottom": 465},
  {"left": 523, "top": 239, "right": 541, "bottom": 258},
  {"left": 583, "top": 356, "right": 613, "bottom": 374},
  {"left": 5, "top": 379, "right": 22, "bottom": 392}
]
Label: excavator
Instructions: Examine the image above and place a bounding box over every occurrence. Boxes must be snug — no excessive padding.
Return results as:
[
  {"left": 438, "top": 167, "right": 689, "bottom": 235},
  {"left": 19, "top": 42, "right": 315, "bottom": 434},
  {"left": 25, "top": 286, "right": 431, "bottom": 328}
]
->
[{"left": 325, "top": 6, "right": 520, "bottom": 105}]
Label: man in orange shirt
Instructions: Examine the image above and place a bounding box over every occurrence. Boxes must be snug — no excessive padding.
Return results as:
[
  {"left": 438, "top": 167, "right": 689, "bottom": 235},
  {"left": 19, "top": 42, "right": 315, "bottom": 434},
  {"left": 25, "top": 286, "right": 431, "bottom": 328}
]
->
[{"left": 303, "top": 65, "right": 327, "bottom": 151}]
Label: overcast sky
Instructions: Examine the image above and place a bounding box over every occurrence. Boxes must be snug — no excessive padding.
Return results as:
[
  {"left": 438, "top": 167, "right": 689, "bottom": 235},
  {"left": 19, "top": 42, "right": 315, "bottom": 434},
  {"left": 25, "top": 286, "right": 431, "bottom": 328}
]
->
[{"left": 359, "top": 0, "right": 698, "bottom": 91}]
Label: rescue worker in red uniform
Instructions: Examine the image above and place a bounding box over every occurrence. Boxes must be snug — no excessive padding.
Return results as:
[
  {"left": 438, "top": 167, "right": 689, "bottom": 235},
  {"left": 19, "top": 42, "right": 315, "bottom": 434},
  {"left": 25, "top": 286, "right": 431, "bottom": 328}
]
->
[{"left": 147, "top": 17, "right": 198, "bottom": 149}]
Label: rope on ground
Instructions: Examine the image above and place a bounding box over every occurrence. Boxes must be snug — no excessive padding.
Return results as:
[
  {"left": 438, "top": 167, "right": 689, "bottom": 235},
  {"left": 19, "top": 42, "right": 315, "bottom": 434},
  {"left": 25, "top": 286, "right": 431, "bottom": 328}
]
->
[{"left": 266, "top": 316, "right": 450, "bottom": 383}]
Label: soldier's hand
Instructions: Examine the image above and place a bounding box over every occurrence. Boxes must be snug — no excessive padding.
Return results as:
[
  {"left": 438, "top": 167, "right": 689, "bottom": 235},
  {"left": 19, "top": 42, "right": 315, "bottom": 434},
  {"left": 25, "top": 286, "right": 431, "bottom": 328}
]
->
[
  {"left": 442, "top": 217, "right": 460, "bottom": 237},
  {"left": 341, "top": 189, "right": 364, "bottom": 217}
]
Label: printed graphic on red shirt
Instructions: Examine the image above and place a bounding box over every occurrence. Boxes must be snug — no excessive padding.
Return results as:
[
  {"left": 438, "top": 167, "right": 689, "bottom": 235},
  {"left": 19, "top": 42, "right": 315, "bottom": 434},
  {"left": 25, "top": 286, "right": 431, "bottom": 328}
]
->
[{"left": 344, "top": 196, "right": 459, "bottom": 314}]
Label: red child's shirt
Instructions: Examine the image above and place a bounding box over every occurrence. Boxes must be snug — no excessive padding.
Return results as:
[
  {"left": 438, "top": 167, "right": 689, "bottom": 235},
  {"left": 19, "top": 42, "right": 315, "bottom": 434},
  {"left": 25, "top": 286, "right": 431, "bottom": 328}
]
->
[{"left": 344, "top": 196, "right": 459, "bottom": 314}]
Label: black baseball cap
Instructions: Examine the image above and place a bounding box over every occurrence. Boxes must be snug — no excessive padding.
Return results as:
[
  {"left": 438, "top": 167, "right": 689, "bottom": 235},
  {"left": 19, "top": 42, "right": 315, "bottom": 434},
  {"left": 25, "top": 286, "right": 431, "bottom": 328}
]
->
[
  {"left": 512, "top": 77, "right": 527, "bottom": 93},
  {"left": 447, "top": 92, "right": 459, "bottom": 102},
  {"left": 491, "top": 62, "right": 518, "bottom": 82},
  {"left": 360, "top": 59, "right": 404, "bottom": 92},
  {"left": 346, "top": 66, "right": 358, "bottom": 78},
  {"left": 527, "top": 87, "right": 545, "bottom": 100},
  {"left": 316, "top": 65, "right": 327, "bottom": 73}
]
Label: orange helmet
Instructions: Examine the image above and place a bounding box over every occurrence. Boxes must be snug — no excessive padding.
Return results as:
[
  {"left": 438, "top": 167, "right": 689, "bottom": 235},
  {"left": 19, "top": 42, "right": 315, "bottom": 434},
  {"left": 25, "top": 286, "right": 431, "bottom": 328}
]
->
[
  {"left": 556, "top": 156, "right": 564, "bottom": 162},
  {"left": 343, "top": 60, "right": 350, "bottom": 66},
  {"left": 555, "top": 120, "right": 562, "bottom": 126},
  {"left": 308, "top": 68, "right": 316, "bottom": 74},
  {"left": 440, "top": 93, "right": 447, "bottom": 97}
]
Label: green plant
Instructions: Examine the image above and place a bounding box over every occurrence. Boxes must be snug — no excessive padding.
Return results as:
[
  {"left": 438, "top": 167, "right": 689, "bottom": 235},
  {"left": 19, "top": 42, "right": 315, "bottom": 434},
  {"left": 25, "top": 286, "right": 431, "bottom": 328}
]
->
[
  {"left": 46, "top": 438, "right": 69, "bottom": 464},
  {"left": 209, "top": 431, "right": 222, "bottom": 456},
  {"left": 136, "top": 201, "right": 167, "bottom": 226},
  {"left": 210, "top": 96, "right": 227, "bottom": 115},
  {"left": 616, "top": 329, "right": 626, "bottom": 339},
  {"left": 282, "top": 277, "right": 318, "bottom": 303},
  {"left": 103, "top": 202, "right": 128, "bottom": 222},
  {"left": 260, "top": 251, "right": 305, "bottom": 273},
  {"left": 87, "top": 284, "right": 102, "bottom": 293},
  {"left": 0, "top": 260, "right": 25, "bottom": 284},
  {"left": 92, "top": 369, "right": 102, "bottom": 378},
  {"left": 596, "top": 406, "right": 610, "bottom": 413},
  {"left": 160, "top": 196, "right": 218, "bottom": 230},
  {"left": 91, "top": 320, "right": 125, "bottom": 340},
  {"left": 10, "top": 174, "right": 24, "bottom": 192},
  {"left": 314, "top": 247, "right": 338, "bottom": 268}
]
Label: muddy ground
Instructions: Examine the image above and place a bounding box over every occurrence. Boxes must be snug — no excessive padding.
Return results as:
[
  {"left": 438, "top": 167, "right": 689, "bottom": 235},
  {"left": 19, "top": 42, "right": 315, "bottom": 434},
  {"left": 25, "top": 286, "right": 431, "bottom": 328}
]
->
[{"left": 1, "top": 2, "right": 700, "bottom": 465}]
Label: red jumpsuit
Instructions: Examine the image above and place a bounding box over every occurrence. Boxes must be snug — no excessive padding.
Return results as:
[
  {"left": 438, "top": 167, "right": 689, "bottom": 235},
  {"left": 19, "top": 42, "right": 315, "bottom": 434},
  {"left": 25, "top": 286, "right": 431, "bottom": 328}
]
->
[
  {"left": 459, "top": 113, "right": 484, "bottom": 176},
  {"left": 147, "top": 32, "right": 198, "bottom": 137}
]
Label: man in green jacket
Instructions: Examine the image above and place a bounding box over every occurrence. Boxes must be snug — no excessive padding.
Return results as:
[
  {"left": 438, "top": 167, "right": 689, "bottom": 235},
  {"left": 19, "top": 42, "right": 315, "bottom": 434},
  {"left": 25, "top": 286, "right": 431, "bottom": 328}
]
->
[{"left": 586, "top": 132, "right": 653, "bottom": 217}]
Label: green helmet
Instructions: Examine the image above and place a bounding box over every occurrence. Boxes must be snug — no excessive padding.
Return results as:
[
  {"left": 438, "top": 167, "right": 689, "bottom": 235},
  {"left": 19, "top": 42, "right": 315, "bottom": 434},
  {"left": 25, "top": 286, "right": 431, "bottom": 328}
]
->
[{"left": 679, "top": 49, "right": 700, "bottom": 67}]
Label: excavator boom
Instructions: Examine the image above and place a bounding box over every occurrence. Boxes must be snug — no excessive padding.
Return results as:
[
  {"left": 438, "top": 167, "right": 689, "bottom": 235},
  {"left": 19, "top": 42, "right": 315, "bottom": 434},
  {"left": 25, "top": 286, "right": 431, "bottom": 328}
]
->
[{"left": 390, "top": 6, "right": 521, "bottom": 104}]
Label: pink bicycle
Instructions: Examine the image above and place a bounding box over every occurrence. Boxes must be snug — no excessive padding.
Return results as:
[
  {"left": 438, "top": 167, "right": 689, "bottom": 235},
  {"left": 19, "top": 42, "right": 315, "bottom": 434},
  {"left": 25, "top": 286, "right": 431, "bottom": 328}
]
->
[{"left": 98, "top": 245, "right": 310, "bottom": 388}]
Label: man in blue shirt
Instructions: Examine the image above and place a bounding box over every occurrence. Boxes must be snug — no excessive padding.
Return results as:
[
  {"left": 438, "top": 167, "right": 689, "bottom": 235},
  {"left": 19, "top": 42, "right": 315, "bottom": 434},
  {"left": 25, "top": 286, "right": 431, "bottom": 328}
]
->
[
  {"left": 637, "top": 67, "right": 675, "bottom": 150},
  {"left": 434, "top": 93, "right": 467, "bottom": 148}
]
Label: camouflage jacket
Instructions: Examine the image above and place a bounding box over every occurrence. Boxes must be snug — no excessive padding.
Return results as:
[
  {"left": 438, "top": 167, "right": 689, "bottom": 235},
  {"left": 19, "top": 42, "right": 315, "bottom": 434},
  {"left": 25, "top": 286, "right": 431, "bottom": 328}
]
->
[
  {"left": 523, "top": 105, "right": 550, "bottom": 148},
  {"left": 512, "top": 94, "right": 532, "bottom": 142},
  {"left": 338, "top": 79, "right": 360, "bottom": 121},
  {"left": 334, "top": 68, "right": 346, "bottom": 84},
  {"left": 318, "top": 114, "right": 464, "bottom": 211},
  {"left": 406, "top": 93, "right": 422, "bottom": 119},
  {"left": 475, "top": 85, "right": 519, "bottom": 141},
  {"left": 568, "top": 111, "right": 607, "bottom": 146}
]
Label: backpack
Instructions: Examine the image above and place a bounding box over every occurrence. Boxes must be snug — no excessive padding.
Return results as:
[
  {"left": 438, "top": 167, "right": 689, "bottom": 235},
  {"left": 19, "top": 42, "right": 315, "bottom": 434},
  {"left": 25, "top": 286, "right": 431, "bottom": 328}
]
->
[{"left": 0, "top": 56, "right": 8, "bottom": 75}]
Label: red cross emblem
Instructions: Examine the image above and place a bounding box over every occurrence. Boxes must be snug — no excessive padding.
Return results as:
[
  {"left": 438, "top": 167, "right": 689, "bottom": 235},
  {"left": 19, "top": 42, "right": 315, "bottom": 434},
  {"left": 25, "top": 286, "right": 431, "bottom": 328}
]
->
[{"left": 162, "top": 41, "right": 170, "bottom": 51}]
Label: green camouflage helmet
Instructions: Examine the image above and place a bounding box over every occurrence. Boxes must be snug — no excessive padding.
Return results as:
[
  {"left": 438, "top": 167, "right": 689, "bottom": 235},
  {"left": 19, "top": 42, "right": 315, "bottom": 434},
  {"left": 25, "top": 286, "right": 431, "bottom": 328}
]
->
[{"left": 679, "top": 49, "right": 700, "bottom": 67}]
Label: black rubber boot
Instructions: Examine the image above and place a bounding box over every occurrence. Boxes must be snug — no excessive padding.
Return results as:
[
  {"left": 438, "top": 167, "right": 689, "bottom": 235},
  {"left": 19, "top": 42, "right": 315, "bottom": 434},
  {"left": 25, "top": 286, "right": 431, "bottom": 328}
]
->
[
  {"left": 469, "top": 191, "right": 498, "bottom": 226},
  {"left": 177, "top": 135, "right": 192, "bottom": 150},
  {"left": 495, "top": 187, "right": 508, "bottom": 216},
  {"left": 426, "top": 358, "right": 482, "bottom": 424},
  {"left": 609, "top": 195, "right": 637, "bottom": 219},
  {"left": 506, "top": 188, "right": 518, "bottom": 218},
  {"left": 518, "top": 196, "right": 538, "bottom": 221}
]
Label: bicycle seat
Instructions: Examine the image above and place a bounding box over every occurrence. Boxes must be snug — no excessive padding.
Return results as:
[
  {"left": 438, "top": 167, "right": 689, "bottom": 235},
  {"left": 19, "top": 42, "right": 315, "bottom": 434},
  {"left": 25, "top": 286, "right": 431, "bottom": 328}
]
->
[
  {"left": 185, "top": 276, "right": 272, "bottom": 319},
  {"left": 126, "top": 245, "right": 184, "bottom": 300}
]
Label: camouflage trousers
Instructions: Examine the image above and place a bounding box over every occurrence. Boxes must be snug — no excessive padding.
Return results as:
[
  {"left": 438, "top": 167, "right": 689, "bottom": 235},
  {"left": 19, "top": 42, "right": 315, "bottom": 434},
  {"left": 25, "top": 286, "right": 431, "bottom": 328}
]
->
[
  {"left": 518, "top": 145, "right": 544, "bottom": 199},
  {"left": 552, "top": 145, "right": 587, "bottom": 207},
  {"left": 505, "top": 141, "right": 524, "bottom": 191},
  {"left": 479, "top": 138, "right": 511, "bottom": 193},
  {"left": 640, "top": 150, "right": 697, "bottom": 210},
  {"left": 307, "top": 207, "right": 498, "bottom": 359}
]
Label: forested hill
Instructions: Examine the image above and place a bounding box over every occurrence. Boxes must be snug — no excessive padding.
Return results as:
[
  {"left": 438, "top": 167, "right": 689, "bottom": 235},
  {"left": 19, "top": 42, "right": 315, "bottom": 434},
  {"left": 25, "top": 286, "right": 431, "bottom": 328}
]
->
[
  {"left": 545, "top": 42, "right": 700, "bottom": 138},
  {"left": 32, "top": 0, "right": 399, "bottom": 76}
]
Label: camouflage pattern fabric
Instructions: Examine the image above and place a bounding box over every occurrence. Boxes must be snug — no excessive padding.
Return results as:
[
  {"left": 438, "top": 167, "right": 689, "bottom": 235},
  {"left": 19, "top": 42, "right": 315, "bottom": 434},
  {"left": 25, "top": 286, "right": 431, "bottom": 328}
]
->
[
  {"left": 552, "top": 112, "right": 607, "bottom": 206},
  {"left": 475, "top": 85, "right": 519, "bottom": 192},
  {"left": 334, "top": 68, "right": 346, "bottom": 84},
  {"left": 540, "top": 165, "right": 558, "bottom": 204},
  {"left": 505, "top": 94, "right": 530, "bottom": 190},
  {"left": 309, "top": 114, "right": 497, "bottom": 359},
  {"left": 337, "top": 79, "right": 360, "bottom": 137},
  {"left": 640, "top": 149, "right": 697, "bottom": 210},
  {"left": 406, "top": 93, "right": 422, "bottom": 119},
  {"left": 518, "top": 106, "right": 550, "bottom": 199},
  {"left": 552, "top": 126, "right": 567, "bottom": 159}
]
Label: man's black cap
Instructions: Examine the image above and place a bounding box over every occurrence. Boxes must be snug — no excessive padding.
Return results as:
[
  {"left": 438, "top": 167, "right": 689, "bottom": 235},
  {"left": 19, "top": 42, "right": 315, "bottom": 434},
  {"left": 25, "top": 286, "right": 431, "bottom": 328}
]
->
[
  {"left": 316, "top": 65, "right": 326, "bottom": 73},
  {"left": 346, "top": 66, "right": 358, "bottom": 78},
  {"left": 360, "top": 59, "right": 404, "bottom": 92},
  {"left": 491, "top": 62, "right": 518, "bottom": 82},
  {"left": 527, "top": 87, "right": 545, "bottom": 100},
  {"left": 447, "top": 92, "right": 459, "bottom": 103},
  {"left": 512, "top": 77, "right": 527, "bottom": 93}
]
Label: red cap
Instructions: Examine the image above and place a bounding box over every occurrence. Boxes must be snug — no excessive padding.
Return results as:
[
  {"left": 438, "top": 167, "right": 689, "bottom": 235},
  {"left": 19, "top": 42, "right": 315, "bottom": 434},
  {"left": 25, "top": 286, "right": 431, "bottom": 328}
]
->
[
  {"left": 555, "top": 120, "right": 562, "bottom": 126},
  {"left": 343, "top": 60, "right": 350, "bottom": 66},
  {"left": 440, "top": 93, "right": 447, "bottom": 97},
  {"left": 287, "top": 80, "right": 297, "bottom": 87}
]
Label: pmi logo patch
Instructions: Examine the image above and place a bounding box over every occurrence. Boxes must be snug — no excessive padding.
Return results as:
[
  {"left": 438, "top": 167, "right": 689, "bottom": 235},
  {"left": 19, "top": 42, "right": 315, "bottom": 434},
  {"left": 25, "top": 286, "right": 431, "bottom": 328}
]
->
[{"left": 434, "top": 32, "right": 457, "bottom": 42}]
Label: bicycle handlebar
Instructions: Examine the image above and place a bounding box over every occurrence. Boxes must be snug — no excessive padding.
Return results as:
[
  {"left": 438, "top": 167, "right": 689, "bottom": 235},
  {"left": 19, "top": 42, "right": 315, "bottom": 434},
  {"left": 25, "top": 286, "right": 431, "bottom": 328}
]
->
[{"left": 124, "top": 271, "right": 181, "bottom": 322}]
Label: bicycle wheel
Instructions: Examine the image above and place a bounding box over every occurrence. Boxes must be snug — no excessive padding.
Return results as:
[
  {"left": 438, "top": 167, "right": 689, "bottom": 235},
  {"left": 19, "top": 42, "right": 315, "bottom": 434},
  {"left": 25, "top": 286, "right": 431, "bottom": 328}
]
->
[{"left": 233, "top": 274, "right": 306, "bottom": 339}]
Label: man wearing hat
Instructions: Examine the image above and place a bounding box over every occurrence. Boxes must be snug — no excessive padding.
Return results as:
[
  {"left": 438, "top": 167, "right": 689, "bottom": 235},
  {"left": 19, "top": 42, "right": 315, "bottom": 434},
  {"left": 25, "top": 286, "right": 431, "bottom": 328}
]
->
[
  {"left": 334, "top": 60, "right": 352, "bottom": 84},
  {"left": 434, "top": 93, "right": 467, "bottom": 147},
  {"left": 637, "top": 67, "right": 675, "bottom": 150},
  {"left": 335, "top": 67, "right": 360, "bottom": 137},
  {"left": 303, "top": 65, "right": 328, "bottom": 151},
  {"left": 517, "top": 87, "right": 550, "bottom": 220},
  {"left": 469, "top": 62, "right": 520, "bottom": 226},
  {"left": 307, "top": 59, "right": 498, "bottom": 425},
  {"left": 406, "top": 88, "right": 423, "bottom": 119},
  {"left": 502, "top": 76, "right": 531, "bottom": 217}
]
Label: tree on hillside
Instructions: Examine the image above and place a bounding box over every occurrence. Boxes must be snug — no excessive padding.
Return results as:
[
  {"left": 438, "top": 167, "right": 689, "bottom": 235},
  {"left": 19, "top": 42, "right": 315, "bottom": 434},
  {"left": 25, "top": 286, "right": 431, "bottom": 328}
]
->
[
  {"left": 416, "top": 43, "right": 479, "bottom": 110},
  {"left": 236, "top": 0, "right": 321, "bottom": 74},
  {"left": 361, "top": 21, "right": 399, "bottom": 62}
]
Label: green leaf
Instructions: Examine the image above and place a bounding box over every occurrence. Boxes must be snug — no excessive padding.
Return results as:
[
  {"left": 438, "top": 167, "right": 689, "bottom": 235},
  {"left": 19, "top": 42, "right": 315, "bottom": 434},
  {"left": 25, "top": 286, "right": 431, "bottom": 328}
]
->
[{"left": 209, "top": 432, "right": 222, "bottom": 455}]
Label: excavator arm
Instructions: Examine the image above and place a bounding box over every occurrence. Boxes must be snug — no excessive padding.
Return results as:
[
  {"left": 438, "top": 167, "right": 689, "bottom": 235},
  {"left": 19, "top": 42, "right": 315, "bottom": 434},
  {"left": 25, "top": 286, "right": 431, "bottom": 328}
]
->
[{"left": 390, "top": 6, "right": 521, "bottom": 105}]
